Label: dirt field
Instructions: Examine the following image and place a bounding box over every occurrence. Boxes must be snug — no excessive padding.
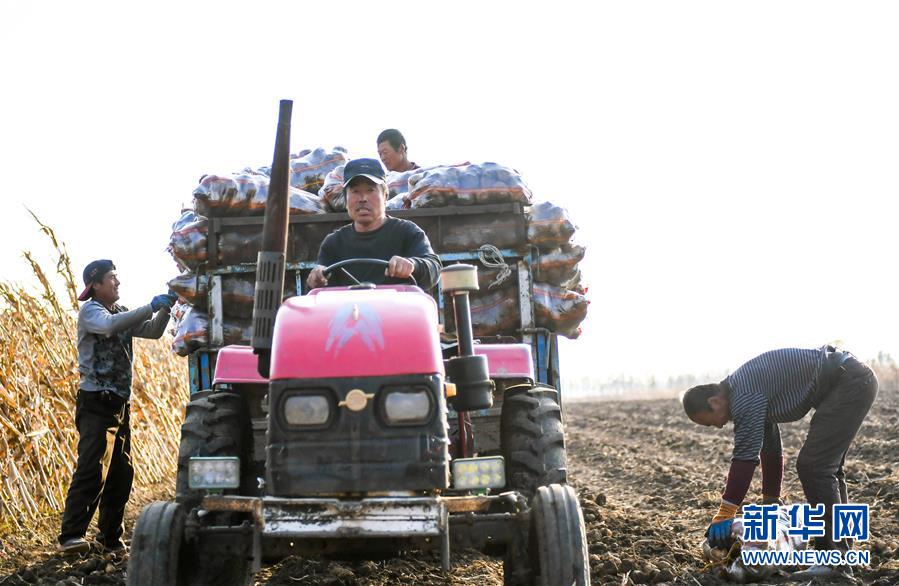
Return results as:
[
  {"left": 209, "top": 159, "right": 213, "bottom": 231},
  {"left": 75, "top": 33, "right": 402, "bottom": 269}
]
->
[{"left": 2, "top": 388, "right": 897, "bottom": 585}]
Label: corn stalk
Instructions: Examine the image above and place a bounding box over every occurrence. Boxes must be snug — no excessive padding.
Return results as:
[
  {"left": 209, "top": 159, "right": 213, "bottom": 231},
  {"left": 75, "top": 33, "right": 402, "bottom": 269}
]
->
[{"left": 0, "top": 216, "right": 187, "bottom": 535}]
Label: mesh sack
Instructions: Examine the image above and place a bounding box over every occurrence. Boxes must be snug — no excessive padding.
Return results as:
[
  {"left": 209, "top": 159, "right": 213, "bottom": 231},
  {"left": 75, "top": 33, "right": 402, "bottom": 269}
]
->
[
  {"left": 533, "top": 283, "right": 588, "bottom": 339},
  {"left": 171, "top": 306, "right": 252, "bottom": 356},
  {"left": 289, "top": 147, "right": 347, "bottom": 194},
  {"left": 167, "top": 273, "right": 293, "bottom": 318},
  {"left": 449, "top": 288, "right": 520, "bottom": 338},
  {"left": 527, "top": 201, "right": 576, "bottom": 248},
  {"left": 534, "top": 243, "right": 586, "bottom": 287},
  {"left": 407, "top": 162, "right": 532, "bottom": 208},
  {"left": 172, "top": 305, "right": 208, "bottom": 356},
  {"left": 168, "top": 214, "right": 208, "bottom": 270}
]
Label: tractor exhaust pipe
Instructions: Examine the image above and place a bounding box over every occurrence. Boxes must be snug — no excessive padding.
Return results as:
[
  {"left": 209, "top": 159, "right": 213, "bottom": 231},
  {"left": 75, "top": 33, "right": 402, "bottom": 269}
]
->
[
  {"left": 441, "top": 264, "right": 494, "bottom": 411},
  {"left": 252, "top": 99, "right": 292, "bottom": 378}
]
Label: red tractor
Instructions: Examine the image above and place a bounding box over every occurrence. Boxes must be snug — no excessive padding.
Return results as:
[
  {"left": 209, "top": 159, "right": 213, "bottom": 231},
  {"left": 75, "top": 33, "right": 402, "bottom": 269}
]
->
[{"left": 127, "top": 102, "right": 590, "bottom": 585}]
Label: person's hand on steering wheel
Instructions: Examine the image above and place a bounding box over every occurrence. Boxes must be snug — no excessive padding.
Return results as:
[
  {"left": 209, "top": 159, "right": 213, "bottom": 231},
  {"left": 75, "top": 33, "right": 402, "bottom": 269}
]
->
[
  {"left": 307, "top": 258, "right": 418, "bottom": 290},
  {"left": 307, "top": 265, "right": 329, "bottom": 289},
  {"left": 386, "top": 256, "right": 415, "bottom": 280}
]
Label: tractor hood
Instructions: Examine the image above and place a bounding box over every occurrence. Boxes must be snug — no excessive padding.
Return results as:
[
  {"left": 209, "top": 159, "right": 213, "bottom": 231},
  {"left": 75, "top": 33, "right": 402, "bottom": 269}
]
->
[{"left": 269, "top": 285, "right": 444, "bottom": 380}]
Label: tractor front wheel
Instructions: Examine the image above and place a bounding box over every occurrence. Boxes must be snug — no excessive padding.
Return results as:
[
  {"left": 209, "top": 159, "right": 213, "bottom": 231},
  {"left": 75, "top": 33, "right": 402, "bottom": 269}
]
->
[
  {"left": 530, "top": 484, "right": 591, "bottom": 585},
  {"left": 127, "top": 501, "right": 188, "bottom": 585}
]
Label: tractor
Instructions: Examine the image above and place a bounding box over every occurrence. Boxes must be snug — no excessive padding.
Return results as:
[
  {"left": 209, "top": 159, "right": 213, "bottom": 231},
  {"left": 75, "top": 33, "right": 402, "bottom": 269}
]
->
[{"left": 127, "top": 101, "right": 590, "bottom": 585}]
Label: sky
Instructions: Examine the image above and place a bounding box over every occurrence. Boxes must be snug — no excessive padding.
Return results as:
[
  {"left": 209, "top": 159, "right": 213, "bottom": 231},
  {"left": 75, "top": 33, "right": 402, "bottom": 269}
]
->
[{"left": 1, "top": 1, "right": 897, "bottom": 384}]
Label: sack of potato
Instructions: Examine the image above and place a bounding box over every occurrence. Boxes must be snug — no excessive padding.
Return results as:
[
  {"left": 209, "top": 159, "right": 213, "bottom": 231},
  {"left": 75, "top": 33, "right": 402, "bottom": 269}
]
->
[
  {"left": 388, "top": 162, "right": 470, "bottom": 203},
  {"left": 527, "top": 201, "right": 576, "bottom": 248},
  {"left": 406, "top": 163, "right": 532, "bottom": 208},
  {"left": 318, "top": 163, "right": 347, "bottom": 212},
  {"left": 444, "top": 287, "right": 520, "bottom": 339},
  {"left": 193, "top": 171, "right": 265, "bottom": 217},
  {"left": 168, "top": 212, "right": 209, "bottom": 270},
  {"left": 172, "top": 305, "right": 253, "bottom": 356},
  {"left": 168, "top": 212, "right": 270, "bottom": 269},
  {"left": 168, "top": 273, "right": 293, "bottom": 319},
  {"left": 533, "top": 283, "right": 588, "bottom": 339},
  {"left": 534, "top": 243, "right": 585, "bottom": 288},
  {"left": 193, "top": 171, "right": 325, "bottom": 217},
  {"left": 290, "top": 146, "right": 347, "bottom": 194}
]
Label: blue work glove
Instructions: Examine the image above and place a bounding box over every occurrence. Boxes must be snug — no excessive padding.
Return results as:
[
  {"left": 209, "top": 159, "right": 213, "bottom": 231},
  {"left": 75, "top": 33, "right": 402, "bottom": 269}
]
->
[
  {"left": 150, "top": 293, "right": 176, "bottom": 312},
  {"left": 707, "top": 518, "right": 735, "bottom": 549}
]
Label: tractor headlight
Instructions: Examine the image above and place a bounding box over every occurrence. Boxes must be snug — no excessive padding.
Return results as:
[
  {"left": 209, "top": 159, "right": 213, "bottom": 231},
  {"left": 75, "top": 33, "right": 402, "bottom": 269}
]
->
[
  {"left": 188, "top": 457, "right": 240, "bottom": 490},
  {"left": 283, "top": 394, "right": 331, "bottom": 426},
  {"left": 382, "top": 388, "right": 433, "bottom": 425},
  {"left": 452, "top": 456, "right": 506, "bottom": 490}
]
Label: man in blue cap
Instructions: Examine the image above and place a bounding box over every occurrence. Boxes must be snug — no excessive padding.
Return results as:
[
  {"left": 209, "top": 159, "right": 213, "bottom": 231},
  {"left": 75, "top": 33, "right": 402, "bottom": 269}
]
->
[
  {"left": 307, "top": 158, "right": 440, "bottom": 290},
  {"left": 57, "top": 260, "right": 175, "bottom": 554}
]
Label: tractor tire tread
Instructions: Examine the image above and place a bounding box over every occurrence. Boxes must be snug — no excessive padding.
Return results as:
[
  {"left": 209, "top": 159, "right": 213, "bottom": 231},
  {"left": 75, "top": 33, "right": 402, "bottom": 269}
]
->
[
  {"left": 127, "top": 501, "right": 184, "bottom": 585},
  {"left": 501, "top": 384, "right": 569, "bottom": 499},
  {"left": 175, "top": 391, "right": 252, "bottom": 504}
]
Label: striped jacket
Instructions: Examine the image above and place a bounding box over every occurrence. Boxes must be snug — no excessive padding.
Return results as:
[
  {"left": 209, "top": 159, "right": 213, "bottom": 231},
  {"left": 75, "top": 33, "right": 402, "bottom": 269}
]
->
[{"left": 725, "top": 347, "right": 827, "bottom": 462}]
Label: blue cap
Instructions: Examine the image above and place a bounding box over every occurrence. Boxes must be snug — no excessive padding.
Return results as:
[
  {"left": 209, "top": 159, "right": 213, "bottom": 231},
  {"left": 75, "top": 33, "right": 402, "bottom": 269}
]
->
[{"left": 343, "top": 158, "right": 387, "bottom": 189}]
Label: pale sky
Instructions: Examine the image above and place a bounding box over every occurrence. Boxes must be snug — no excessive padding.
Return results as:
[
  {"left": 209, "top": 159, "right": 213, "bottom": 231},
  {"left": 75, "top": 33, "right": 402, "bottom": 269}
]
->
[{"left": 1, "top": 1, "right": 897, "bottom": 383}]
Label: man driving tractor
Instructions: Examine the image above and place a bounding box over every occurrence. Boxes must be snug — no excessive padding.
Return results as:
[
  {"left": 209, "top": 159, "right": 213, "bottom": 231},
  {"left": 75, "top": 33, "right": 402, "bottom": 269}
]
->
[{"left": 307, "top": 157, "right": 441, "bottom": 290}]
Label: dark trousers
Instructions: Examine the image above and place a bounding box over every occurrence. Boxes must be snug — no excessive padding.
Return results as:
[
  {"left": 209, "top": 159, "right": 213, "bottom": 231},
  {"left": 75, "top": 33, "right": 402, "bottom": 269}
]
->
[
  {"left": 58, "top": 390, "right": 133, "bottom": 546},
  {"left": 796, "top": 359, "right": 878, "bottom": 551}
]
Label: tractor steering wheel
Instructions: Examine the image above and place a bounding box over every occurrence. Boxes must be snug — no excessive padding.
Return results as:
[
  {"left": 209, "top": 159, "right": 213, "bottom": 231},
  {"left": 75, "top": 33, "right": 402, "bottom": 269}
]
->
[{"left": 323, "top": 258, "right": 418, "bottom": 287}]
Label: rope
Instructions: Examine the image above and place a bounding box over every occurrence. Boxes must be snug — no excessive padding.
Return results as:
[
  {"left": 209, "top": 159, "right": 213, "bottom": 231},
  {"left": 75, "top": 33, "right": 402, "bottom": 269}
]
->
[{"left": 477, "top": 244, "right": 512, "bottom": 289}]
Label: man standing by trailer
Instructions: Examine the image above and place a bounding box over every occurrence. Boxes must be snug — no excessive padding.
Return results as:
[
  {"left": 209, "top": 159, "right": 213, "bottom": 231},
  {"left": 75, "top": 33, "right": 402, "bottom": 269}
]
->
[{"left": 57, "top": 260, "right": 175, "bottom": 554}]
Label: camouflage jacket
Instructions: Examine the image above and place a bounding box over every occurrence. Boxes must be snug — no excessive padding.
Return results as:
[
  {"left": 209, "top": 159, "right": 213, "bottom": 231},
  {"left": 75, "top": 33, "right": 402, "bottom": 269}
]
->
[{"left": 77, "top": 300, "right": 170, "bottom": 400}]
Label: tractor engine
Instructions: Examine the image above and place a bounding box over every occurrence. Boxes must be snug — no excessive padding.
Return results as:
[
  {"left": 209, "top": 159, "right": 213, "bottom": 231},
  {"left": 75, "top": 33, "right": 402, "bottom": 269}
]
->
[{"left": 265, "top": 286, "right": 449, "bottom": 494}]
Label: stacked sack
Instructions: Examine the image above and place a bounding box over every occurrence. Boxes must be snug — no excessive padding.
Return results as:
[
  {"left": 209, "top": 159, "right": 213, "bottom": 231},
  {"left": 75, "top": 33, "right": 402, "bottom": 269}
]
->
[
  {"left": 318, "top": 164, "right": 347, "bottom": 212},
  {"left": 193, "top": 172, "right": 325, "bottom": 218},
  {"left": 290, "top": 146, "right": 347, "bottom": 193},
  {"left": 167, "top": 273, "right": 297, "bottom": 356},
  {"left": 442, "top": 265, "right": 520, "bottom": 339},
  {"left": 379, "top": 163, "right": 586, "bottom": 340},
  {"left": 527, "top": 202, "right": 588, "bottom": 339},
  {"left": 320, "top": 161, "right": 475, "bottom": 212},
  {"left": 441, "top": 198, "right": 588, "bottom": 340},
  {"left": 167, "top": 147, "right": 340, "bottom": 355},
  {"left": 170, "top": 302, "right": 253, "bottom": 357},
  {"left": 405, "top": 162, "right": 532, "bottom": 208},
  {"left": 167, "top": 271, "right": 255, "bottom": 356}
]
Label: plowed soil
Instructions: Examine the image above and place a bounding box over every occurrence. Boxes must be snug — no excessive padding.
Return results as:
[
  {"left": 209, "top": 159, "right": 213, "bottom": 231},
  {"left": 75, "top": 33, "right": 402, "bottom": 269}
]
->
[{"left": 2, "top": 388, "right": 897, "bottom": 585}]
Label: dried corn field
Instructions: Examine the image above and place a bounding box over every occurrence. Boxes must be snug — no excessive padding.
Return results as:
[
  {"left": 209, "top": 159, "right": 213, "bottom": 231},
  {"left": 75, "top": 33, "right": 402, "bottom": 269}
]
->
[{"left": 0, "top": 218, "right": 188, "bottom": 537}]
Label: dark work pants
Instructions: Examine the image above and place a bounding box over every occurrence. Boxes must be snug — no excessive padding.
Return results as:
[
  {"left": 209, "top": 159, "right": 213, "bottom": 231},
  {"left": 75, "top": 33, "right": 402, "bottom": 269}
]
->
[
  {"left": 58, "top": 390, "right": 133, "bottom": 546},
  {"left": 796, "top": 359, "right": 878, "bottom": 552}
]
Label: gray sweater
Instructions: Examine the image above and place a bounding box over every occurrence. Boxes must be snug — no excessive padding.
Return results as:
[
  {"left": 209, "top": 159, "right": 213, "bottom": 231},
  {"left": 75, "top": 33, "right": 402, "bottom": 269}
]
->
[{"left": 77, "top": 300, "right": 171, "bottom": 399}]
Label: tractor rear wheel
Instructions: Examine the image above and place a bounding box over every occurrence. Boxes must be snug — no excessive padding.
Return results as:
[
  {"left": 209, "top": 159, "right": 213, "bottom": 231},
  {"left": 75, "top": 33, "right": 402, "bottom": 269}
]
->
[
  {"left": 530, "top": 484, "right": 591, "bottom": 585},
  {"left": 176, "top": 390, "right": 253, "bottom": 506},
  {"left": 127, "top": 501, "right": 188, "bottom": 585},
  {"left": 500, "top": 384, "right": 567, "bottom": 500}
]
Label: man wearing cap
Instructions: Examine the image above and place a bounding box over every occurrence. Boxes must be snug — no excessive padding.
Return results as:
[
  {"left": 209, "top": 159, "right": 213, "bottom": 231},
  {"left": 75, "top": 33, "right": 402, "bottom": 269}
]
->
[
  {"left": 307, "top": 158, "right": 440, "bottom": 290},
  {"left": 57, "top": 260, "right": 176, "bottom": 554},
  {"left": 377, "top": 129, "right": 420, "bottom": 173}
]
